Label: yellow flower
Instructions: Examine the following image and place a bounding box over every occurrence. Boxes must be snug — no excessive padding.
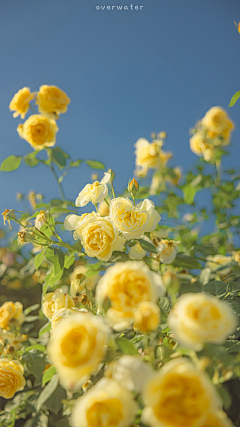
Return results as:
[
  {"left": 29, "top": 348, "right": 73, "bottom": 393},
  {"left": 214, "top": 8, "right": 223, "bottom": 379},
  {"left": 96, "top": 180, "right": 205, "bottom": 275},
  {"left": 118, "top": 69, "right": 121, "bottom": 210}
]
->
[
  {"left": 96, "top": 261, "right": 165, "bottom": 330},
  {"left": 232, "top": 250, "right": 240, "bottom": 266},
  {"left": 129, "top": 242, "right": 146, "bottom": 260},
  {"left": 0, "top": 359, "right": 26, "bottom": 399},
  {"left": 98, "top": 201, "right": 110, "bottom": 217},
  {"left": 134, "top": 301, "right": 160, "bottom": 333},
  {"left": 189, "top": 132, "right": 207, "bottom": 156},
  {"left": 17, "top": 114, "right": 58, "bottom": 150},
  {"left": 200, "top": 411, "right": 234, "bottom": 427},
  {"left": 202, "top": 106, "right": 234, "bottom": 141},
  {"left": 71, "top": 377, "right": 138, "bottom": 427},
  {"left": 75, "top": 173, "right": 110, "bottom": 207},
  {"left": 112, "top": 355, "right": 153, "bottom": 392},
  {"left": 155, "top": 239, "right": 178, "bottom": 264},
  {"left": 51, "top": 307, "right": 87, "bottom": 329},
  {"left": 0, "top": 329, "right": 27, "bottom": 350},
  {"left": 142, "top": 358, "right": 222, "bottom": 427},
  {"left": 9, "top": 87, "right": 34, "bottom": 119},
  {"left": 109, "top": 197, "right": 161, "bottom": 239},
  {"left": 48, "top": 312, "right": 109, "bottom": 390},
  {"left": 206, "top": 254, "right": 232, "bottom": 277},
  {"left": 70, "top": 265, "right": 99, "bottom": 296},
  {"left": 135, "top": 138, "right": 163, "bottom": 170},
  {"left": 0, "top": 301, "right": 25, "bottom": 329},
  {"left": 42, "top": 289, "right": 75, "bottom": 321},
  {"left": 168, "top": 293, "right": 238, "bottom": 351},
  {"left": 36, "top": 85, "right": 70, "bottom": 116},
  {"left": 64, "top": 213, "right": 126, "bottom": 262},
  {"left": 159, "top": 150, "right": 172, "bottom": 166}
]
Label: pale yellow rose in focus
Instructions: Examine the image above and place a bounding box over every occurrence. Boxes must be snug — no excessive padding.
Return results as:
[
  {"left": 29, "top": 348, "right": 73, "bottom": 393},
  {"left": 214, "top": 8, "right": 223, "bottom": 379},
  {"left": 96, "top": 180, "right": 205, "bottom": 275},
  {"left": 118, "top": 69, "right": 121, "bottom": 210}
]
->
[
  {"left": 156, "top": 239, "right": 178, "bottom": 264},
  {"left": 168, "top": 293, "right": 238, "bottom": 351},
  {"left": 0, "top": 359, "right": 26, "bottom": 399},
  {"left": 17, "top": 114, "right": 58, "bottom": 150},
  {"left": 75, "top": 175, "right": 109, "bottom": 207},
  {"left": 42, "top": 289, "right": 75, "bottom": 321},
  {"left": 142, "top": 358, "right": 222, "bottom": 427},
  {"left": 48, "top": 312, "right": 109, "bottom": 390},
  {"left": 36, "top": 85, "right": 70, "bottom": 116},
  {"left": 134, "top": 301, "right": 160, "bottom": 333},
  {"left": 71, "top": 378, "right": 138, "bottom": 427},
  {"left": 206, "top": 254, "right": 232, "bottom": 277},
  {"left": 96, "top": 261, "right": 165, "bottom": 330},
  {"left": 9, "top": 87, "right": 35, "bottom": 119},
  {"left": 70, "top": 265, "right": 99, "bottom": 296},
  {"left": 0, "top": 301, "right": 25, "bottom": 329},
  {"left": 64, "top": 212, "right": 99, "bottom": 240},
  {"left": 109, "top": 197, "right": 161, "bottom": 239},
  {"left": 202, "top": 106, "right": 234, "bottom": 140}
]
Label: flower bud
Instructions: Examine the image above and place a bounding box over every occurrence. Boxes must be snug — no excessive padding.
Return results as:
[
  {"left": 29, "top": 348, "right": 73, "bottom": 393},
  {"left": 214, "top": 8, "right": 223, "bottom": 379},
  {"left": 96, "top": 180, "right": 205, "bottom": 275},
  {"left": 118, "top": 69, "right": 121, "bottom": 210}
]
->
[{"left": 34, "top": 210, "right": 47, "bottom": 229}]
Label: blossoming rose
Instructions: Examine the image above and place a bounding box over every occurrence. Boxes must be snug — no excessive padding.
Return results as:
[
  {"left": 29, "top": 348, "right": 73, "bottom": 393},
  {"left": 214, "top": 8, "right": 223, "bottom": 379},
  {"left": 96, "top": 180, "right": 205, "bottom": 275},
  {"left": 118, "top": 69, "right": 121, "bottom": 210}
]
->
[
  {"left": 70, "top": 265, "right": 99, "bottom": 296},
  {"left": 71, "top": 378, "right": 138, "bottom": 427},
  {"left": 202, "top": 106, "right": 234, "bottom": 141},
  {"left": 206, "top": 254, "right": 232, "bottom": 277},
  {"left": 109, "top": 197, "right": 160, "bottom": 239},
  {"left": 9, "top": 87, "right": 35, "bottom": 119},
  {"left": 111, "top": 355, "right": 153, "bottom": 393},
  {"left": 135, "top": 138, "right": 163, "bottom": 170},
  {"left": 134, "top": 301, "right": 160, "bottom": 333},
  {"left": 75, "top": 172, "right": 110, "bottom": 207},
  {"left": 189, "top": 132, "right": 214, "bottom": 161},
  {"left": 200, "top": 411, "right": 234, "bottom": 427},
  {"left": 96, "top": 261, "right": 165, "bottom": 330},
  {"left": 155, "top": 239, "right": 178, "bottom": 264},
  {"left": 0, "top": 359, "right": 26, "bottom": 399},
  {"left": 168, "top": 293, "right": 238, "bottom": 351},
  {"left": 42, "top": 289, "right": 75, "bottom": 321},
  {"left": 141, "top": 358, "right": 222, "bottom": 427},
  {"left": 36, "top": 85, "right": 70, "bottom": 116},
  {"left": 0, "top": 301, "right": 25, "bottom": 329},
  {"left": 64, "top": 213, "right": 126, "bottom": 261},
  {"left": 17, "top": 114, "right": 58, "bottom": 150},
  {"left": 48, "top": 312, "right": 109, "bottom": 390}
]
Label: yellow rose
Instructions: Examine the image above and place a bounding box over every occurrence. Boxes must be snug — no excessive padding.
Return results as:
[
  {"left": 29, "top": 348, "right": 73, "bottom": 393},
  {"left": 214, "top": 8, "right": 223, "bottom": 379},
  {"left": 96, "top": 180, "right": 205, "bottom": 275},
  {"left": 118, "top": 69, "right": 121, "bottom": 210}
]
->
[
  {"left": 17, "top": 114, "right": 58, "bottom": 150},
  {"left": 70, "top": 265, "right": 99, "bottom": 296},
  {"left": 159, "top": 150, "right": 172, "bottom": 167},
  {"left": 0, "top": 329, "right": 27, "bottom": 350},
  {"left": 51, "top": 307, "right": 87, "bottom": 329},
  {"left": 65, "top": 213, "right": 126, "bottom": 262},
  {"left": 135, "top": 138, "right": 163, "bottom": 170},
  {"left": 202, "top": 106, "right": 234, "bottom": 139},
  {"left": 0, "top": 301, "right": 25, "bottom": 329},
  {"left": 112, "top": 355, "right": 153, "bottom": 392},
  {"left": 9, "top": 87, "right": 35, "bottom": 119},
  {"left": 206, "top": 254, "right": 232, "bottom": 277},
  {"left": 48, "top": 312, "right": 109, "bottom": 389},
  {"left": 155, "top": 239, "right": 178, "bottom": 264},
  {"left": 200, "top": 411, "right": 234, "bottom": 427},
  {"left": 168, "top": 293, "right": 238, "bottom": 351},
  {"left": 36, "top": 85, "right": 70, "bottom": 116},
  {"left": 134, "top": 301, "right": 160, "bottom": 333},
  {"left": 71, "top": 377, "right": 138, "bottom": 427},
  {"left": 96, "top": 261, "right": 165, "bottom": 330},
  {"left": 0, "top": 359, "right": 26, "bottom": 399},
  {"left": 189, "top": 132, "right": 207, "bottom": 156},
  {"left": 42, "top": 289, "right": 75, "bottom": 321},
  {"left": 142, "top": 358, "right": 221, "bottom": 427},
  {"left": 75, "top": 174, "right": 110, "bottom": 207},
  {"left": 109, "top": 197, "right": 161, "bottom": 239},
  {"left": 129, "top": 242, "right": 146, "bottom": 260}
]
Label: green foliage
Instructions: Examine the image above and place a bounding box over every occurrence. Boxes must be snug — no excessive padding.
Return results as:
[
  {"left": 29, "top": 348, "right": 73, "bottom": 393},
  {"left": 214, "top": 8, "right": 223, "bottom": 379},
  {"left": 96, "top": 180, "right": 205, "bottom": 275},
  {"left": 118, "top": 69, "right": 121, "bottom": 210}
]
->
[{"left": 0, "top": 155, "right": 22, "bottom": 171}]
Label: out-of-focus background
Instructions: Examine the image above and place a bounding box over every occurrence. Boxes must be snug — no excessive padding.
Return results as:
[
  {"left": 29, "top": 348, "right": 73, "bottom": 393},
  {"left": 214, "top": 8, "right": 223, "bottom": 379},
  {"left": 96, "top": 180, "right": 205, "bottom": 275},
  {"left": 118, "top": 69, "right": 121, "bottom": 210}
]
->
[{"left": 1, "top": 0, "right": 240, "bottom": 213}]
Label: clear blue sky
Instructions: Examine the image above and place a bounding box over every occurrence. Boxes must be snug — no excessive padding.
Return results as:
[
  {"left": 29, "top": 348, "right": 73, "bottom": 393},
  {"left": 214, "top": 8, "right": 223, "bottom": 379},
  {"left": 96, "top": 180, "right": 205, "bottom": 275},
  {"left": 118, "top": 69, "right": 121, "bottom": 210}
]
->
[{"left": 1, "top": 0, "right": 240, "bottom": 215}]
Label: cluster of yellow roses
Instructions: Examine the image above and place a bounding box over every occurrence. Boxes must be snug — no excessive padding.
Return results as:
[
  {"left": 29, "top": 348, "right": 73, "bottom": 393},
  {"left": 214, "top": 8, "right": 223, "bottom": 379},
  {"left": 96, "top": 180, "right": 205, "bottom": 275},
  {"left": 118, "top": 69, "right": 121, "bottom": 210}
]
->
[
  {"left": 9, "top": 85, "right": 70, "bottom": 150},
  {"left": 189, "top": 106, "right": 234, "bottom": 162}
]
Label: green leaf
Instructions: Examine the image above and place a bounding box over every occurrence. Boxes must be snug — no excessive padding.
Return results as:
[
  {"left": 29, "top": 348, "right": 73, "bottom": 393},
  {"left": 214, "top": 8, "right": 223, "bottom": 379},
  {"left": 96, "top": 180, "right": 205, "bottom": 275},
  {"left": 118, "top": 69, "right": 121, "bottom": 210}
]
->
[
  {"left": 172, "top": 254, "right": 201, "bottom": 269},
  {"left": 42, "top": 365, "right": 56, "bottom": 385},
  {"left": 22, "top": 350, "right": 46, "bottom": 380},
  {"left": 203, "top": 281, "right": 227, "bottom": 298},
  {"left": 64, "top": 253, "right": 75, "bottom": 269},
  {"left": 183, "top": 184, "right": 199, "bottom": 204},
  {"left": 0, "top": 155, "right": 22, "bottom": 171},
  {"left": 24, "top": 304, "right": 40, "bottom": 316},
  {"left": 25, "top": 152, "right": 39, "bottom": 167},
  {"left": 43, "top": 267, "right": 64, "bottom": 294},
  {"left": 138, "top": 238, "right": 158, "bottom": 254},
  {"left": 39, "top": 322, "right": 51, "bottom": 337},
  {"left": 50, "top": 206, "right": 76, "bottom": 214},
  {"left": 35, "top": 251, "right": 45, "bottom": 270},
  {"left": 45, "top": 248, "right": 65, "bottom": 274},
  {"left": 229, "top": 91, "right": 240, "bottom": 107},
  {"left": 115, "top": 337, "right": 138, "bottom": 355},
  {"left": 51, "top": 147, "right": 69, "bottom": 168},
  {"left": 45, "top": 384, "right": 66, "bottom": 415},
  {"left": 25, "top": 344, "right": 46, "bottom": 352},
  {"left": 36, "top": 374, "right": 58, "bottom": 412},
  {"left": 70, "top": 160, "right": 82, "bottom": 167},
  {"left": 85, "top": 160, "right": 105, "bottom": 169}
]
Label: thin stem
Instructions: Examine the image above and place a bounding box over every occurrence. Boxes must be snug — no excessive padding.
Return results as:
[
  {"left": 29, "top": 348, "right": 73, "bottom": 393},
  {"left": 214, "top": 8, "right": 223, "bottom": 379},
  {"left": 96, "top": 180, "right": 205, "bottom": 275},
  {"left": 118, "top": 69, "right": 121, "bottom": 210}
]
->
[
  {"left": 46, "top": 149, "right": 66, "bottom": 200},
  {"left": 111, "top": 183, "right": 115, "bottom": 199},
  {"left": 104, "top": 198, "right": 110, "bottom": 206}
]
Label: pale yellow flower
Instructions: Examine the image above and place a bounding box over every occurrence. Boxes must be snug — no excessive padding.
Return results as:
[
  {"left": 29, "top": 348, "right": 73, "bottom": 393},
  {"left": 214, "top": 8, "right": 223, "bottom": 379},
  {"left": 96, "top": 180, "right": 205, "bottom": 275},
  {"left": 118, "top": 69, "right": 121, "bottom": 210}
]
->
[
  {"left": 0, "top": 301, "right": 25, "bottom": 329},
  {"left": 202, "top": 106, "right": 234, "bottom": 141},
  {"left": 168, "top": 293, "right": 238, "bottom": 351},
  {"left": 75, "top": 173, "right": 110, "bottom": 207},
  {"left": 71, "top": 378, "right": 138, "bottom": 427},
  {"left": 65, "top": 213, "right": 125, "bottom": 262},
  {"left": 96, "top": 261, "right": 165, "bottom": 330},
  {"left": 48, "top": 312, "right": 109, "bottom": 390},
  {"left": 0, "top": 329, "right": 27, "bottom": 350},
  {"left": 0, "top": 359, "right": 26, "bottom": 399},
  {"left": 206, "top": 254, "right": 232, "bottom": 277},
  {"left": 98, "top": 201, "right": 110, "bottom": 217},
  {"left": 112, "top": 355, "right": 153, "bottom": 392},
  {"left": 142, "top": 358, "right": 222, "bottom": 427},
  {"left": 42, "top": 289, "right": 75, "bottom": 321},
  {"left": 134, "top": 301, "right": 160, "bottom": 332},
  {"left": 156, "top": 239, "right": 178, "bottom": 264},
  {"left": 51, "top": 307, "right": 87, "bottom": 329},
  {"left": 36, "top": 85, "right": 70, "bottom": 116},
  {"left": 189, "top": 132, "right": 207, "bottom": 156},
  {"left": 70, "top": 265, "right": 99, "bottom": 296},
  {"left": 109, "top": 197, "right": 160, "bottom": 239},
  {"left": 159, "top": 150, "right": 172, "bottom": 166},
  {"left": 200, "top": 411, "right": 234, "bottom": 427},
  {"left": 129, "top": 242, "right": 146, "bottom": 260},
  {"left": 17, "top": 114, "right": 58, "bottom": 150},
  {"left": 34, "top": 210, "right": 47, "bottom": 229},
  {"left": 135, "top": 138, "right": 163, "bottom": 170},
  {"left": 9, "top": 87, "right": 35, "bottom": 119}
]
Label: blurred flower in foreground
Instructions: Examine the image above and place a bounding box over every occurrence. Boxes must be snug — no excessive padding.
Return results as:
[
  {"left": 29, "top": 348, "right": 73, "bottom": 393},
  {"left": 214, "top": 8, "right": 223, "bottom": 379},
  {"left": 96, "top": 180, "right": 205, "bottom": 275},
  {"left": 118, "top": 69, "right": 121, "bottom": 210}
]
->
[{"left": 9, "top": 87, "right": 35, "bottom": 119}]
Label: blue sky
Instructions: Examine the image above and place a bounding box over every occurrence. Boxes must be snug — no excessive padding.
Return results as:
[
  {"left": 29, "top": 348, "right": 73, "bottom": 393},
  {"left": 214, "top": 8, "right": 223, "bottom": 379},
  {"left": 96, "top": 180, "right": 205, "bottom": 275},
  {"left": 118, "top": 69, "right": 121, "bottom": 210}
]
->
[{"left": 0, "top": 0, "right": 240, "bottom": 216}]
